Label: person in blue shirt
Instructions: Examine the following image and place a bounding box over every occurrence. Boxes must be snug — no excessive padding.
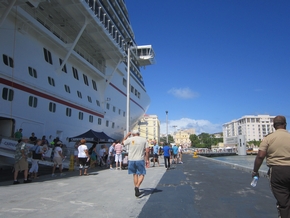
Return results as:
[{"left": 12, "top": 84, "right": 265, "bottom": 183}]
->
[
  {"left": 163, "top": 142, "right": 172, "bottom": 170},
  {"left": 172, "top": 145, "right": 178, "bottom": 164},
  {"left": 152, "top": 141, "right": 159, "bottom": 167}
]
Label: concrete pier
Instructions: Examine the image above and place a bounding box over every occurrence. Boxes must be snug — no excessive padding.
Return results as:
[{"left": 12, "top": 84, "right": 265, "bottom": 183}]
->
[{"left": 0, "top": 155, "right": 277, "bottom": 218}]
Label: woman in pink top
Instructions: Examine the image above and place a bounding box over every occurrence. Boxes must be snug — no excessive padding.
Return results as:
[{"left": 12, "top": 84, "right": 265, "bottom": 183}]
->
[{"left": 114, "top": 140, "right": 123, "bottom": 170}]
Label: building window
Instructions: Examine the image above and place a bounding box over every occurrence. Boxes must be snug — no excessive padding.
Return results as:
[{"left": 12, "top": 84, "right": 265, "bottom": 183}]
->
[
  {"left": 87, "top": 96, "right": 92, "bottom": 103},
  {"left": 72, "top": 67, "right": 79, "bottom": 80},
  {"left": 79, "top": 112, "right": 83, "bottom": 120},
  {"left": 96, "top": 100, "right": 100, "bottom": 106},
  {"left": 59, "top": 59, "right": 67, "bottom": 73},
  {"left": 92, "top": 80, "right": 97, "bottom": 91},
  {"left": 98, "top": 118, "right": 102, "bottom": 125},
  {"left": 28, "top": 67, "right": 37, "bottom": 78},
  {"left": 77, "top": 91, "right": 82, "bottom": 98},
  {"left": 49, "top": 102, "right": 56, "bottom": 112},
  {"left": 66, "top": 108, "right": 72, "bottom": 117},
  {"left": 43, "top": 48, "right": 53, "bottom": 64},
  {"left": 28, "top": 96, "right": 38, "bottom": 108},
  {"left": 106, "top": 120, "right": 109, "bottom": 127},
  {"left": 3, "top": 54, "right": 14, "bottom": 68},
  {"left": 2, "top": 88, "right": 14, "bottom": 101},
  {"left": 64, "top": 85, "right": 70, "bottom": 93},
  {"left": 48, "top": 77, "right": 55, "bottom": 86},
  {"left": 83, "top": 74, "right": 89, "bottom": 86},
  {"left": 89, "top": 115, "right": 93, "bottom": 123}
]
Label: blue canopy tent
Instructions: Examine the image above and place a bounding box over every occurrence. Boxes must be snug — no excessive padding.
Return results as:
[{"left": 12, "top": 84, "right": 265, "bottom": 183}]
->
[{"left": 69, "top": 129, "right": 115, "bottom": 143}]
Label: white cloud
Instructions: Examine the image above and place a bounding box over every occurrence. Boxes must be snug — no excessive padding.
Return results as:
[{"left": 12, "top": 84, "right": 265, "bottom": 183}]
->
[
  {"left": 160, "top": 118, "right": 222, "bottom": 135},
  {"left": 167, "top": 87, "right": 199, "bottom": 99}
]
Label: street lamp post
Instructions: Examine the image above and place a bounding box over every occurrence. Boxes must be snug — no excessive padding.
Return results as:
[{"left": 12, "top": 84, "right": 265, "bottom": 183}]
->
[
  {"left": 166, "top": 111, "right": 168, "bottom": 143},
  {"left": 125, "top": 39, "right": 133, "bottom": 134}
]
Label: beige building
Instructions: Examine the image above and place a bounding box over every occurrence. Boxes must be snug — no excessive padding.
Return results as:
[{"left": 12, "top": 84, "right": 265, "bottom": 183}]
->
[
  {"left": 223, "top": 115, "right": 275, "bottom": 146},
  {"left": 173, "top": 129, "right": 195, "bottom": 146},
  {"left": 132, "top": 114, "right": 160, "bottom": 144}
]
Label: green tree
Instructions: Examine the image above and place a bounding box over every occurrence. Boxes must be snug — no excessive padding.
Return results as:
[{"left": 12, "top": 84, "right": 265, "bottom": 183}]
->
[
  {"left": 160, "top": 134, "right": 174, "bottom": 144},
  {"left": 189, "top": 134, "right": 201, "bottom": 147}
]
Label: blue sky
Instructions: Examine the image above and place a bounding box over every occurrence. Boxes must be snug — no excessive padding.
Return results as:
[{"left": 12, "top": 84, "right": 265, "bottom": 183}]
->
[{"left": 126, "top": 1, "right": 290, "bottom": 135}]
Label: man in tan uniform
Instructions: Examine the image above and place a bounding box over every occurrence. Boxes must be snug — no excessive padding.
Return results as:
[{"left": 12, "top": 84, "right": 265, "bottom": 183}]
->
[{"left": 253, "top": 115, "right": 290, "bottom": 218}]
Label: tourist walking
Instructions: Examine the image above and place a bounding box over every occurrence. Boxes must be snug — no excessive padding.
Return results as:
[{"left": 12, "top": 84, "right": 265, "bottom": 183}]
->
[
  {"left": 13, "top": 138, "right": 31, "bottom": 184},
  {"left": 152, "top": 141, "right": 160, "bottom": 167},
  {"left": 122, "top": 130, "right": 149, "bottom": 197},
  {"left": 114, "top": 140, "right": 123, "bottom": 170},
  {"left": 88, "top": 143, "right": 97, "bottom": 168},
  {"left": 178, "top": 144, "right": 183, "bottom": 164},
  {"left": 29, "top": 139, "right": 43, "bottom": 179},
  {"left": 51, "top": 141, "right": 66, "bottom": 177},
  {"left": 108, "top": 142, "right": 115, "bottom": 170},
  {"left": 252, "top": 115, "right": 290, "bottom": 218},
  {"left": 172, "top": 144, "right": 178, "bottom": 164},
  {"left": 163, "top": 142, "right": 171, "bottom": 170},
  {"left": 78, "top": 139, "right": 90, "bottom": 176}
]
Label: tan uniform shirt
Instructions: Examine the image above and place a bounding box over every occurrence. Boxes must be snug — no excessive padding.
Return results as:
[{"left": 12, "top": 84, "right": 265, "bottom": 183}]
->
[{"left": 259, "top": 129, "right": 290, "bottom": 166}]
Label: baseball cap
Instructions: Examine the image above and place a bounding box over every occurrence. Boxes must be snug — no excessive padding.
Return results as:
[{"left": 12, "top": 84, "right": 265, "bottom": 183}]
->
[{"left": 132, "top": 130, "right": 139, "bottom": 134}]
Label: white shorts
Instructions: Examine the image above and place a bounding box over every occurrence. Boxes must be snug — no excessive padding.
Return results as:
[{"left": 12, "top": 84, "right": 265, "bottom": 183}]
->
[{"left": 115, "top": 154, "right": 122, "bottom": 162}]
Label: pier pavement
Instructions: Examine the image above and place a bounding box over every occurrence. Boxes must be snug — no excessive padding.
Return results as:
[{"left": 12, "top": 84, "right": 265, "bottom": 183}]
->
[{"left": 0, "top": 155, "right": 277, "bottom": 218}]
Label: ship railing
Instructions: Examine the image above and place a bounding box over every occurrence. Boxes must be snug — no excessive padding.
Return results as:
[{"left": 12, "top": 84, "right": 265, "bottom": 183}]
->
[{"left": 20, "top": 4, "right": 106, "bottom": 75}]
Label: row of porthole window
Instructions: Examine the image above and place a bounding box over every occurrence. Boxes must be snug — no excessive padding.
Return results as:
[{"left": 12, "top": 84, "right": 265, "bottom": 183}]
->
[{"left": 2, "top": 87, "right": 117, "bottom": 128}]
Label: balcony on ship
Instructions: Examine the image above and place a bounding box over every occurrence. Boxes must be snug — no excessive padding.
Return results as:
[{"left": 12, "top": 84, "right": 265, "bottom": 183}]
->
[{"left": 135, "top": 45, "right": 156, "bottom": 67}]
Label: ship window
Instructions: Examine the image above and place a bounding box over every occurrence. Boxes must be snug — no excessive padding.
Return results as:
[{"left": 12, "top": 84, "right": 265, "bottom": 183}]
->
[
  {"left": 118, "top": 109, "right": 121, "bottom": 115},
  {"left": 135, "top": 89, "right": 137, "bottom": 96},
  {"left": 112, "top": 122, "right": 115, "bottom": 128},
  {"left": 49, "top": 102, "right": 56, "bottom": 112},
  {"left": 106, "top": 103, "right": 110, "bottom": 110},
  {"left": 48, "top": 77, "right": 55, "bottom": 86},
  {"left": 96, "top": 100, "right": 100, "bottom": 106},
  {"left": 123, "top": 78, "right": 126, "bottom": 87},
  {"left": 2, "top": 88, "right": 14, "bottom": 101},
  {"left": 64, "top": 85, "right": 70, "bottom": 93},
  {"left": 131, "top": 85, "right": 134, "bottom": 93},
  {"left": 43, "top": 48, "right": 53, "bottom": 64},
  {"left": 113, "top": 106, "right": 116, "bottom": 112},
  {"left": 138, "top": 92, "right": 140, "bottom": 99},
  {"left": 92, "top": 80, "right": 97, "bottom": 91},
  {"left": 89, "top": 115, "right": 93, "bottom": 123},
  {"left": 79, "top": 112, "right": 83, "bottom": 120},
  {"left": 59, "top": 59, "right": 67, "bottom": 73},
  {"left": 72, "top": 67, "right": 79, "bottom": 80},
  {"left": 123, "top": 111, "right": 125, "bottom": 117},
  {"left": 87, "top": 96, "right": 92, "bottom": 103},
  {"left": 28, "top": 96, "right": 38, "bottom": 108},
  {"left": 98, "top": 118, "right": 102, "bottom": 125},
  {"left": 3, "top": 54, "right": 14, "bottom": 68},
  {"left": 77, "top": 91, "right": 82, "bottom": 98},
  {"left": 28, "top": 67, "right": 37, "bottom": 78},
  {"left": 83, "top": 74, "right": 89, "bottom": 86},
  {"left": 106, "top": 120, "right": 109, "bottom": 127},
  {"left": 66, "top": 108, "right": 72, "bottom": 117}
]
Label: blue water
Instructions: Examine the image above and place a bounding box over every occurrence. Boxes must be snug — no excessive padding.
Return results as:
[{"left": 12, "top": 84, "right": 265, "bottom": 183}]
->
[{"left": 212, "top": 155, "right": 269, "bottom": 172}]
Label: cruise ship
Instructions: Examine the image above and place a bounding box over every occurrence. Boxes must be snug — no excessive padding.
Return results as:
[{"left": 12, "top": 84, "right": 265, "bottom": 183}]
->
[{"left": 0, "top": 0, "right": 155, "bottom": 153}]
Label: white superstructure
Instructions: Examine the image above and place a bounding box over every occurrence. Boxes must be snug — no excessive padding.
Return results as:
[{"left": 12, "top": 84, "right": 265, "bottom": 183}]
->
[{"left": 0, "top": 0, "right": 155, "bottom": 148}]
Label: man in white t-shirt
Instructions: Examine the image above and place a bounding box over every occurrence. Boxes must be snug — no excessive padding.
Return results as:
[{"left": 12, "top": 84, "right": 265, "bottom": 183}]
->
[
  {"left": 178, "top": 145, "right": 183, "bottom": 164},
  {"left": 123, "top": 130, "right": 149, "bottom": 197}
]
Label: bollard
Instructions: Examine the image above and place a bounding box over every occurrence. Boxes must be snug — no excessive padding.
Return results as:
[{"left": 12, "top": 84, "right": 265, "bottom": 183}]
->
[
  {"left": 193, "top": 151, "right": 198, "bottom": 158},
  {"left": 69, "top": 154, "right": 75, "bottom": 171}
]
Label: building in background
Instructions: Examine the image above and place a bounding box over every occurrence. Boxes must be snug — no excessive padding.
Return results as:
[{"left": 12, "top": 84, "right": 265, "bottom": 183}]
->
[
  {"left": 132, "top": 114, "right": 160, "bottom": 144},
  {"left": 173, "top": 129, "right": 195, "bottom": 147},
  {"left": 223, "top": 115, "right": 275, "bottom": 147}
]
